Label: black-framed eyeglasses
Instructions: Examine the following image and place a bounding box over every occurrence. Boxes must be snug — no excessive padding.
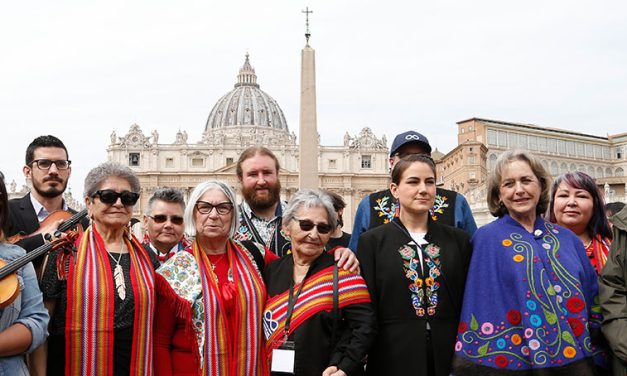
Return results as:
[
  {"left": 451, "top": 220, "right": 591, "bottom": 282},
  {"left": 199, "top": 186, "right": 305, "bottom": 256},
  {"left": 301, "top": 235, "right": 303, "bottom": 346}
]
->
[
  {"left": 148, "top": 214, "right": 184, "bottom": 225},
  {"left": 29, "top": 159, "right": 72, "bottom": 170},
  {"left": 293, "top": 217, "right": 333, "bottom": 234},
  {"left": 195, "top": 200, "right": 233, "bottom": 215},
  {"left": 92, "top": 189, "right": 140, "bottom": 206}
]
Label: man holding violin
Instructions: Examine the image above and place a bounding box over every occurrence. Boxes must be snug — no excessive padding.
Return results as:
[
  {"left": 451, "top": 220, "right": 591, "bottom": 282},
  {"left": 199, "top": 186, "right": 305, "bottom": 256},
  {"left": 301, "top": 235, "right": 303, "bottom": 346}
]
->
[{"left": 3, "top": 135, "right": 86, "bottom": 272}]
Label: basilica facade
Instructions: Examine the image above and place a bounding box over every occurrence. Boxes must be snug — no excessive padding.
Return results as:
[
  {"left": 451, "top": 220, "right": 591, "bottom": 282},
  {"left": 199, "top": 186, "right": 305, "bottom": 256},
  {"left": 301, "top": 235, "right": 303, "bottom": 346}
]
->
[{"left": 106, "top": 54, "right": 389, "bottom": 231}]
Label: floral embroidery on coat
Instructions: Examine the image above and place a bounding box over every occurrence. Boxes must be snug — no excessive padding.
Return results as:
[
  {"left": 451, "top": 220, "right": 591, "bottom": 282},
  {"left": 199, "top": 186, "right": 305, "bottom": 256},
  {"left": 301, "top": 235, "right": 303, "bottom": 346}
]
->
[
  {"left": 430, "top": 194, "right": 448, "bottom": 221},
  {"left": 374, "top": 196, "right": 398, "bottom": 224},
  {"left": 398, "top": 243, "right": 441, "bottom": 317}
]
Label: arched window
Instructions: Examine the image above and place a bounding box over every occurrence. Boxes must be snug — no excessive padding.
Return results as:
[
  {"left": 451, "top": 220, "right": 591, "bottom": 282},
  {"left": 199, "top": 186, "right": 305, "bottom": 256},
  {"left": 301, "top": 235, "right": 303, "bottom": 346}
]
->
[
  {"left": 488, "top": 154, "right": 497, "bottom": 171},
  {"left": 596, "top": 167, "right": 604, "bottom": 178},
  {"left": 616, "top": 167, "right": 624, "bottom": 177},
  {"left": 560, "top": 163, "right": 568, "bottom": 174},
  {"left": 550, "top": 161, "right": 558, "bottom": 175}
]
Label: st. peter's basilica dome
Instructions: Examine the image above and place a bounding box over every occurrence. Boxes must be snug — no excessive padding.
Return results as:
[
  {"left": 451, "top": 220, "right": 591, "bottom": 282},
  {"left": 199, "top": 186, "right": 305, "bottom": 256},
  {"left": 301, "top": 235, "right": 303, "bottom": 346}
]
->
[{"left": 205, "top": 54, "right": 289, "bottom": 133}]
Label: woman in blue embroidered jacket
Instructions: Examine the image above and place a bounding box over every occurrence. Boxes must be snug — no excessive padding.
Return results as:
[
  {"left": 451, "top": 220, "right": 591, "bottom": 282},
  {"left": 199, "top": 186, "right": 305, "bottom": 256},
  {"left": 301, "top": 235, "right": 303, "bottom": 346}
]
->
[
  {"left": 357, "top": 154, "right": 472, "bottom": 376},
  {"left": 0, "top": 172, "right": 49, "bottom": 375},
  {"left": 453, "top": 150, "right": 604, "bottom": 375}
]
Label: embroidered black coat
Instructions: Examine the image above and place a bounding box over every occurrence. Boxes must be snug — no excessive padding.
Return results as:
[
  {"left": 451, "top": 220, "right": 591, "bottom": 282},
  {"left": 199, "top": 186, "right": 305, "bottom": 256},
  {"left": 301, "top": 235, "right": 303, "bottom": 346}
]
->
[{"left": 357, "top": 218, "right": 472, "bottom": 376}]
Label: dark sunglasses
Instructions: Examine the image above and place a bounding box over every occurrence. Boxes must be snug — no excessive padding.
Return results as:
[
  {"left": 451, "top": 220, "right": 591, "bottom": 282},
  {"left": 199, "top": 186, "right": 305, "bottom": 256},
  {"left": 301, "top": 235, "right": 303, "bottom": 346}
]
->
[
  {"left": 92, "top": 189, "right": 140, "bottom": 206},
  {"left": 293, "top": 218, "right": 333, "bottom": 234},
  {"left": 148, "top": 214, "right": 184, "bottom": 225}
]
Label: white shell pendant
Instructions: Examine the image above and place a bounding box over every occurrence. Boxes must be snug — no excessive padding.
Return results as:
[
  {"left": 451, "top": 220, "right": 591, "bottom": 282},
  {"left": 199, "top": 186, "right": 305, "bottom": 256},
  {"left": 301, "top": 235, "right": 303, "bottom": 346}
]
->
[{"left": 113, "top": 264, "right": 126, "bottom": 300}]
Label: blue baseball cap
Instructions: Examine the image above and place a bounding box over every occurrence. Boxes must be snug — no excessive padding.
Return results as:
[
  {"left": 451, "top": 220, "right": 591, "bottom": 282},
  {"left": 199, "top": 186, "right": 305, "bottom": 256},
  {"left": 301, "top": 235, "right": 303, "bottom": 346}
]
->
[{"left": 389, "top": 131, "right": 432, "bottom": 156}]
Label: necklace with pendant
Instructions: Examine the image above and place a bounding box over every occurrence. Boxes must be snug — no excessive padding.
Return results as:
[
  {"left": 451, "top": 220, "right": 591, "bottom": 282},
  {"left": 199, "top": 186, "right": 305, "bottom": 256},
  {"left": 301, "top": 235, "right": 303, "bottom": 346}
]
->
[
  {"left": 208, "top": 253, "right": 226, "bottom": 271},
  {"left": 107, "top": 250, "right": 126, "bottom": 300}
]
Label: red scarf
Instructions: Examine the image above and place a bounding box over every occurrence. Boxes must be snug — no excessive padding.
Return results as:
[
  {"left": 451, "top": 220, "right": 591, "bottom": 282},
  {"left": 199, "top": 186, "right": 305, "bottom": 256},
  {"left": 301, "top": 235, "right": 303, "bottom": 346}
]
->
[
  {"left": 586, "top": 236, "right": 610, "bottom": 275},
  {"left": 65, "top": 225, "right": 155, "bottom": 376}
]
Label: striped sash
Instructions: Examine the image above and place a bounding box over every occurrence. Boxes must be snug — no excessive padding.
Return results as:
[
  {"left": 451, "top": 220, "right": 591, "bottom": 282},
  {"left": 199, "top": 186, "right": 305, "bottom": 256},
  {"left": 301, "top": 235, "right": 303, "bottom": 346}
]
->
[
  {"left": 264, "top": 266, "right": 371, "bottom": 350},
  {"left": 193, "top": 240, "right": 268, "bottom": 376},
  {"left": 65, "top": 226, "right": 155, "bottom": 376}
]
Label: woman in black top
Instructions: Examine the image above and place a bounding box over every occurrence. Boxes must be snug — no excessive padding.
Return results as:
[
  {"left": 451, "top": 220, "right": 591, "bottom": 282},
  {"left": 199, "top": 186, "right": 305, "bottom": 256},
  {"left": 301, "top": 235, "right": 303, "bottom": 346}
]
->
[
  {"left": 357, "top": 154, "right": 472, "bottom": 376},
  {"left": 264, "top": 189, "right": 375, "bottom": 376}
]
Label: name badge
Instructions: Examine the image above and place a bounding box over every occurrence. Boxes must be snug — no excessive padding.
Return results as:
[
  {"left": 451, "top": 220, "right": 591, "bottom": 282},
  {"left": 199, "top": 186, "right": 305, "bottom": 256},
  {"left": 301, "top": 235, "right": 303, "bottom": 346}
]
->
[{"left": 271, "top": 341, "right": 295, "bottom": 374}]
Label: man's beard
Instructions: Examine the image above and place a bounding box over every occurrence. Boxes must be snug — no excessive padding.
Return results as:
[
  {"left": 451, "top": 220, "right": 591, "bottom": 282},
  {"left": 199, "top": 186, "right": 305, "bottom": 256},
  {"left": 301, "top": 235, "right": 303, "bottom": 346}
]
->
[
  {"left": 243, "top": 180, "right": 281, "bottom": 212},
  {"left": 33, "top": 177, "right": 67, "bottom": 199}
]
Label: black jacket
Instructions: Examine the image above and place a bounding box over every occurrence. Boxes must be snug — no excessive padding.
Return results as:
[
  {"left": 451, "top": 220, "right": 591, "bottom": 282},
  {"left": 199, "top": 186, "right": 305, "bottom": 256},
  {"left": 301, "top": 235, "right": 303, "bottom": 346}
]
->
[
  {"left": 264, "top": 252, "right": 376, "bottom": 376},
  {"left": 4, "top": 194, "right": 88, "bottom": 268},
  {"left": 357, "top": 217, "right": 472, "bottom": 376}
]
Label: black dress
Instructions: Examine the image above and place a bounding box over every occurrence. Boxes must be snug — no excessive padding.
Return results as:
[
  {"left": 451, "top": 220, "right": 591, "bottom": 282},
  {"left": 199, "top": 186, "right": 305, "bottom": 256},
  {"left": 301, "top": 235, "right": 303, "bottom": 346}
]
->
[
  {"left": 357, "top": 217, "right": 472, "bottom": 376},
  {"left": 264, "top": 251, "right": 376, "bottom": 376}
]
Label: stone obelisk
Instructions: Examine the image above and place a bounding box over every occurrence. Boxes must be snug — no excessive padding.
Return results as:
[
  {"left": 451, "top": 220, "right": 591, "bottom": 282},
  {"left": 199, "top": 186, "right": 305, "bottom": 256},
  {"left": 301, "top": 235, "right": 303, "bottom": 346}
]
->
[{"left": 299, "top": 7, "right": 319, "bottom": 189}]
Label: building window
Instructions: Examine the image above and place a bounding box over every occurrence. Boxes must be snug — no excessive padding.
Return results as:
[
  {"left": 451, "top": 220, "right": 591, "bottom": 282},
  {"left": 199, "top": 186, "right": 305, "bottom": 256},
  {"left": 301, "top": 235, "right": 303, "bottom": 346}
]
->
[
  {"left": 558, "top": 140, "right": 566, "bottom": 155},
  {"left": 226, "top": 157, "right": 234, "bottom": 165},
  {"left": 468, "top": 156, "right": 475, "bottom": 164},
  {"left": 538, "top": 137, "right": 547, "bottom": 152},
  {"left": 576, "top": 142, "right": 585, "bottom": 157},
  {"left": 518, "top": 134, "right": 528, "bottom": 149},
  {"left": 487, "top": 129, "right": 497, "bottom": 145},
  {"left": 165, "top": 157, "right": 174, "bottom": 168},
  {"left": 469, "top": 172, "right": 476, "bottom": 179},
  {"left": 129, "top": 153, "right": 140, "bottom": 167},
  {"left": 529, "top": 136, "right": 537, "bottom": 151},
  {"left": 329, "top": 159, "right": 337, "bottom": 169},
  {"left": 617, "top": 146, "right": 624, "bottom": 160},
  {"left": 361, "top": 155, "right": 372, "bottom": 169},
  {"left": 547, "top": 138, "right": 557, "bottom": 154},
  {"left": 497, "top": 131, "right": 507, "bottom": 147},
  {"left": 192, "top": 158, "right": 204, "bottom": 167},
  {"left": 567, "top": 141, "right": 575, "bottom": 155}
]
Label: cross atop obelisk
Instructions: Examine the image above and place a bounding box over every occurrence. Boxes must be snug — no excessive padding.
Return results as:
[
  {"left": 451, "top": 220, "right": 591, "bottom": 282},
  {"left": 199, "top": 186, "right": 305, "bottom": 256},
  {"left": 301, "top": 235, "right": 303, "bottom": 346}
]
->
[
  {"left": 302, "top": 7, "right": 313, "bottom": 45},
  {"left": 298, "top": 6, "right": 318, "bottom": 189}
]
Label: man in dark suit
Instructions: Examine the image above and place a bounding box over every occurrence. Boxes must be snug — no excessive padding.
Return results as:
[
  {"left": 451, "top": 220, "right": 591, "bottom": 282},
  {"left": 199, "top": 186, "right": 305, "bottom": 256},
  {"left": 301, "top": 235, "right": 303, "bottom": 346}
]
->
[{"left": 4, "top": 135, "right": 79, "bottom": 270}]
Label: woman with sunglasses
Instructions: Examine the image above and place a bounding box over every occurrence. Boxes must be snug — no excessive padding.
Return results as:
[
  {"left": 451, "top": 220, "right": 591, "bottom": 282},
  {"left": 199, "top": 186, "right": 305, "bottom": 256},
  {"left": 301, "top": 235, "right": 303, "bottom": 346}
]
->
[
  {"left": 357, "top": 154, "right": 472, "bottom": 376},
  {"left": 40, "top": 162, "right": 159, "bottom": 375},
  {"left": 264, "top": 189, "right": 375, "bottom": 376},
  {"left": 0, "top": 172, "right": 49, "bottom": 375},
  {"left": 153, "top": 180, "right": 278, "bottom": 375}
]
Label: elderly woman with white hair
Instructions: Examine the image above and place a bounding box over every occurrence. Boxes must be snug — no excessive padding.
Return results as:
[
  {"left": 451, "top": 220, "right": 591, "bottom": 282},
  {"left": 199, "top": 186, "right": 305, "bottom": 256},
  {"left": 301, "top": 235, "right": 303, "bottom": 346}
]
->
[
  {"left": 264, "top": 189, "right": 375, "bottom": 376},
  {"left": 153, "top": 180, "right": 276, "bottom": 375}
]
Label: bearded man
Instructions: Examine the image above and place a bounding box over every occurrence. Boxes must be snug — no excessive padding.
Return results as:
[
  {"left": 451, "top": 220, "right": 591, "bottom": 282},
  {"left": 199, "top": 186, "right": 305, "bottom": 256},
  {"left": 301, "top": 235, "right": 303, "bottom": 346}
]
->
[
  {"left": 4, "top": 135, "right": 84, "bottom": 269},
  {"left": 234, "top": 146, "right": 291, "bottom": 256}
]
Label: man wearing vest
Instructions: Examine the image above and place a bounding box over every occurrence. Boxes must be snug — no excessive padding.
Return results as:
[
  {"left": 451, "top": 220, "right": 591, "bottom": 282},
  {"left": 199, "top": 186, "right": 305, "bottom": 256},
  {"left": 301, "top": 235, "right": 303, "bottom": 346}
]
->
[{"left": 349, "top": 130, "right": 477, "bottom": 251}]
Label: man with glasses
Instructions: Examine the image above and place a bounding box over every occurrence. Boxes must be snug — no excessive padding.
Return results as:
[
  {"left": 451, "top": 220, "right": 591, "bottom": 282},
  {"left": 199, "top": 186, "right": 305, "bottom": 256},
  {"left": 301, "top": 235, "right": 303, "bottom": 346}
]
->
[
  {"left": 142, "top": 187, "right": 189, "bottom": 264},
  {"left": 349, "top": 130, "right": 477, "bottom": 251},
  {"left": 4, "top": 135, "right": 86, "bottom": 270}
]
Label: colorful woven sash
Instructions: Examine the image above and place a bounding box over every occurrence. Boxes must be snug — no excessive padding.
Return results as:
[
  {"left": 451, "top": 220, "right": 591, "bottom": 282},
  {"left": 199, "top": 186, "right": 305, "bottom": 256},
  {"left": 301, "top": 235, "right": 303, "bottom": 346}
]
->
[
  {"left": 264, "top": 265, "right": 371, "bottom": 350},
  {"left": 587, "top": 236, "right": 610, "bottom": 274},
  {"left": 65, "top": 226, "right": 155, "bottom": 376},
  {"left": 193, "top": 239, "right": 268, "bottom": 376}
]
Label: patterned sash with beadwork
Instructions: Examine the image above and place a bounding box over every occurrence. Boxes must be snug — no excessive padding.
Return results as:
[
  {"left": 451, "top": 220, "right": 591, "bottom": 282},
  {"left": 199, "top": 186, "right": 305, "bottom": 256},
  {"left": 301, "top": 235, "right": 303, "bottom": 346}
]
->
[
  {"left": 264, "top": 266, "right": 371, "bottom": 350},
  {"left": 65, "top": 225, "right": 155, "bottom": 376},
  {"left": 398, "top": 242, "right": 442, "bottom": 317}
]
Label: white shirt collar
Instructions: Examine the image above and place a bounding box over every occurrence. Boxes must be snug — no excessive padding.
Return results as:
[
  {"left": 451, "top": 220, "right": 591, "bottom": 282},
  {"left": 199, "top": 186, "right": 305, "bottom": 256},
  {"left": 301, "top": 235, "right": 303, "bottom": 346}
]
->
[{"left": 30, "top": 192, "right": 68, "bottom": 222}]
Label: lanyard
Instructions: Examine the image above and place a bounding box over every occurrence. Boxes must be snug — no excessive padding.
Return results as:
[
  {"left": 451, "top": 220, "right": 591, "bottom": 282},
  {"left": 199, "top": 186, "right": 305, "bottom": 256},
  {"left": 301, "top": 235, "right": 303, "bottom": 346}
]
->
[{"left": 283, "top": 279, "right": 306, "bottom": 341}]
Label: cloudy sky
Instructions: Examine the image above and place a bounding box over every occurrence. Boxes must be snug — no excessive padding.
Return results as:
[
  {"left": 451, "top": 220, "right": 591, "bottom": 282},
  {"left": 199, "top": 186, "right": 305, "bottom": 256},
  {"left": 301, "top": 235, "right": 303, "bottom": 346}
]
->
[{"left": 2, "top": 0, "right": 626, "bottom": 198}]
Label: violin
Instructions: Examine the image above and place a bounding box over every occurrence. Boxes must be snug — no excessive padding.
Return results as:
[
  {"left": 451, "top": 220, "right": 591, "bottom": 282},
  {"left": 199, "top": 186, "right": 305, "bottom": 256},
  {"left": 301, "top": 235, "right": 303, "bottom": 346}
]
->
[
  {"left": 8, "top": 210, "right": 82, "bottom": 244},
  {"left": 0, "top": 209, "right": 87, "bottom": 308}
]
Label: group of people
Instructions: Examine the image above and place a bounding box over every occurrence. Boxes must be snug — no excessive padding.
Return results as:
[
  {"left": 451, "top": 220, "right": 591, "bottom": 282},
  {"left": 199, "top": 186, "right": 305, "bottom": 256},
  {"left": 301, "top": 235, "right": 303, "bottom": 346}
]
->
[{"left": 1, "top": 131, "right": 627, "bottom": 376}]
